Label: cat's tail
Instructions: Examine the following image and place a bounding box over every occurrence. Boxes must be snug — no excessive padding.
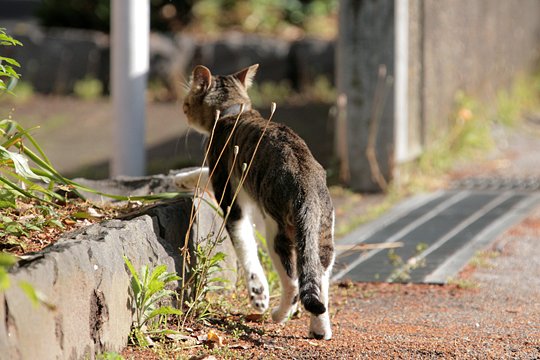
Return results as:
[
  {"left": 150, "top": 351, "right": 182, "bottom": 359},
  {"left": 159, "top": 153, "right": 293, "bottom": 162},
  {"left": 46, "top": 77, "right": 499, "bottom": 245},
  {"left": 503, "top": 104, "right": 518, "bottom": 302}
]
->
[{"left": 295, "top": 197, "right": 326, "bottom": 316}]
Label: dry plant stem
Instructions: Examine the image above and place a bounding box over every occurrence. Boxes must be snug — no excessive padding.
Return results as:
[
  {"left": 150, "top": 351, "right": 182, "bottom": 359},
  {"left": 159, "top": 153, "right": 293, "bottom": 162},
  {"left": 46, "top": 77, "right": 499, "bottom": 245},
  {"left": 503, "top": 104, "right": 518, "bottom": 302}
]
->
[
  {"left": 181, "top": 147, "right": 239, "bottom": 326},
  {"left": 366, "top": 65, "right": 391, "bottom": 191},
  {"left": 203, "top": 104, "right": 246, "bottom": 190},
  {"left": 185, "top": 103, "right": 246, "bottom": 241},
  {"left": 179, "top": 109, "right": 220, "bottom": 318},
  {"left": 190, "top": 104, "right": 245, "bottom": 240},
  {"left": 183, "top": 109, "right": 222, "bottom": 253},
  {"left": 217, "top": 145, "right": 240, "bottom": 207},
  {"left": 179, "top": 105, "right": 245, "bottom": 322},
  {"left": 335, "top": 242, "right": 403, "bottom": 253},
  {"left": 213, "top": 102, "right": 277, "bottom": 243}
]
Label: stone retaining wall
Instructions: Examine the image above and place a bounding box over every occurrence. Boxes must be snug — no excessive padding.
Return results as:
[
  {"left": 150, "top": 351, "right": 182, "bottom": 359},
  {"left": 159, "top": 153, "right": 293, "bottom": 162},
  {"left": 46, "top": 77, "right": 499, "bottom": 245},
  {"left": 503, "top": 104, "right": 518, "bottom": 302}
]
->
[
  {"left": 0, "top": 176, "right": 236, "bottom": 359},
  {"left": 3, "top": 21, "right": 335, "bottom": 96}
]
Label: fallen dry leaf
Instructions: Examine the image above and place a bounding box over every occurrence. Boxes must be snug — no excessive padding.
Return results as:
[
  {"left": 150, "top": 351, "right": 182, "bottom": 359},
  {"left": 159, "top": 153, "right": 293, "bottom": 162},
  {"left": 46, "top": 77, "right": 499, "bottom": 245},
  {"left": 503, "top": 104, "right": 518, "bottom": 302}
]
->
[
  {"left": 207, "top": 329, "right": 225, "bottom": 346},
  {"left": 245, "top": 313, "right": 264, "bottom": 322},
  {"left": 63, "top": 218, "right": 76, "bottom": 225}
]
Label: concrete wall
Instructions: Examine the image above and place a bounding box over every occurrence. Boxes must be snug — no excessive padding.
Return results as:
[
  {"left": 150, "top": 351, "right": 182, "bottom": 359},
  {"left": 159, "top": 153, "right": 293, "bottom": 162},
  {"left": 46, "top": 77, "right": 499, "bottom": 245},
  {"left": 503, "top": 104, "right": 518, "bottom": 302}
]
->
[
  {"left": 420, "top": 0, "right": 540, "bottom": 140},
  {"left": 337, "top": 0, "right": 540, "bottom": 192}
]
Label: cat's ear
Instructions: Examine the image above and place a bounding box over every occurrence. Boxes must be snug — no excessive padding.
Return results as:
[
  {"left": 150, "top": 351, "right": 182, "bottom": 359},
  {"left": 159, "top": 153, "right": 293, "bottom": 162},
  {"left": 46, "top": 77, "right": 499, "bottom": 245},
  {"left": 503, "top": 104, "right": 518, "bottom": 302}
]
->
[
  {"left": 233, "top": 64, "right": 259, "bottom": 89},
  {"left": 191, "top": 65, "right": 212, "bottom": 93}
]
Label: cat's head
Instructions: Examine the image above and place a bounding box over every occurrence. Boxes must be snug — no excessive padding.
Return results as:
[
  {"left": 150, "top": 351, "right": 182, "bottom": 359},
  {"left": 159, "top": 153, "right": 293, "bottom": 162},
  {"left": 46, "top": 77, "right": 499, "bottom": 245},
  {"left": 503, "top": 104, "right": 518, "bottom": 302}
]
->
[{"left": 183, "top": 64, "right": 258, "bottom": 134}]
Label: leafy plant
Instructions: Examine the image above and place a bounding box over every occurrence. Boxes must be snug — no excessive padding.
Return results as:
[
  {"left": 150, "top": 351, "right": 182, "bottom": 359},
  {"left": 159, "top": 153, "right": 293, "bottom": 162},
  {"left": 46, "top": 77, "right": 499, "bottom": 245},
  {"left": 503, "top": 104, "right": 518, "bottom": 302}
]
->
[
  {"left": 123, "top": 256, "right": 182, "bottom": 346},
  {"left": 191, "top": 0, "right": 337, "bottom": 36},
  {"left": 248, "top": 80, "right": 293, "bottom": 108},
  {"left": 447, "top": 276, "right": 478, "bottom": 290},
  {"left": 0, "top": 117, "right": 188, "bottom": 210},
  {"left": 73, "top": 76, "right": 103, "bottom": 100},
  {"left": 97, "top": 352, "right": 125, "bottom": 360},
  {"left": 181, "top": 240, "right": 228, "bottom": 324},
  {"left": 0, "top": 81, "right": 34, "bottom": 104},
  {"left": 0, "top": 252, "right": 17, "bottom": 291},
  {"left": 387, "top": 242, "right": 428, "bottom": 283},
  {"left": 495, "top": 72, "right": 540, "bottom": 127},
  {"left": 0, "top": 28, "right": 22, "bottom": 94},
  {"left": 255, "top": 229, "right": 278, "bottom": 295}
]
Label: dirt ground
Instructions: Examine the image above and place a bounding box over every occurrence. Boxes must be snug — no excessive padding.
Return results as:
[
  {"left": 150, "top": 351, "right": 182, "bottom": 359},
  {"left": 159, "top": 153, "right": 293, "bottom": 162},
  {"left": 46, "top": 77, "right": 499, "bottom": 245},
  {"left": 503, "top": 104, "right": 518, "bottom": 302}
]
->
[
  {"left": 4, "top": 94, "right": 539, "bottom": 358},
  {"left": 120, "top": 205, "right": 540, "bottom": 359},
  {"left": 119, "top": 121, "right": 540, "bottom": 359}
]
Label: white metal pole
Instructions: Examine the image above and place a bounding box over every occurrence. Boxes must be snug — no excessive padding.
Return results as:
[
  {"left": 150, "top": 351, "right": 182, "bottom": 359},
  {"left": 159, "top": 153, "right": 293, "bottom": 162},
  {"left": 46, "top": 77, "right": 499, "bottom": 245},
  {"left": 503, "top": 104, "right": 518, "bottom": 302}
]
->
[
  {"left": 394, "top": 0, "right": 409, "bottom": 164},
  {"left": 111, "top": 0, "right": 149, "bottom": 177}
]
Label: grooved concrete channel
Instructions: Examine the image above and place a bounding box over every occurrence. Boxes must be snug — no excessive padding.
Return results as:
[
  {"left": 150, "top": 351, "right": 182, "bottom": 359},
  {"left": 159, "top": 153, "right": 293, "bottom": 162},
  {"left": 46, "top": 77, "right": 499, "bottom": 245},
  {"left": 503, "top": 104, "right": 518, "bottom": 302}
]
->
[{"left": 333, "top": 187, "right": 540, "bottom": 284}]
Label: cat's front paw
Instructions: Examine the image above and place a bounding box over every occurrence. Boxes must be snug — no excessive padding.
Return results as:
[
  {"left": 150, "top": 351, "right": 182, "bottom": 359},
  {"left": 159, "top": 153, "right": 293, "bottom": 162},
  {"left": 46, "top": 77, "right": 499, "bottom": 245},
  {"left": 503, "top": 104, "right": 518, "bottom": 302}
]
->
[
  {"left": 271, "top": 302, "right": 298, "bottom": 323},
  {"left": 247, "top": 273, "right": 269, "bottom": 313},
  {"left": 173, "top": 167, "right": 209, "bottom": 190}
]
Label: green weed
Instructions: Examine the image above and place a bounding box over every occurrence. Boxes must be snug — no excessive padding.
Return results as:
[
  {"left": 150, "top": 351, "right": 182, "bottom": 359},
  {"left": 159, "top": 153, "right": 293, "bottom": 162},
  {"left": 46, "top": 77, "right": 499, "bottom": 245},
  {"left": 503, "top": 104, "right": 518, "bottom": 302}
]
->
[
  {"left": 96, "top": 352, "right": 125, "bottom": 360},
  {"left": 447, "top": 277, "right": 478, "bottom": 290},
  {"left": 180, "top": 239, "right": 229, "bottom": 324},
  {"left": 419, "top": 91, "right": 493, "bottom": 175},
  {"left": 387, "top": 242, "right": 428, "bottom": 283},
  {"left": 248, "top": 76, "right": 336, "bottom": 108},
  {"left": 73, "top": 76, "right": 103, "bottom": 100},
  {"left": 309, "top": 76, "right": 336, "bottom": 103},
  {"left": 123, "top": 256, "right": 182, "bottom": 347},
  {"left": 249, "top": 80, "right": 293, "bottom": 108},
  {"left": 0, "top": 28, "right": 22, "bottom": 94},
  {"left": 255, "top": 229, "right": 279, "bottom": 295},
  {"left": 469, "top": 250, "right": 499, "bottom": 269},
  {"left": 495, "top": 72, "right": 540, "bottom": 126},
  {"left": 334, "top": 187, "right": 400, "bottom": 238},
  {"left": 0, "top": 253, "right": 17, "bottom": 291},
  {"left": 6, "top": 80, "right": 34, "bottom": 105}
]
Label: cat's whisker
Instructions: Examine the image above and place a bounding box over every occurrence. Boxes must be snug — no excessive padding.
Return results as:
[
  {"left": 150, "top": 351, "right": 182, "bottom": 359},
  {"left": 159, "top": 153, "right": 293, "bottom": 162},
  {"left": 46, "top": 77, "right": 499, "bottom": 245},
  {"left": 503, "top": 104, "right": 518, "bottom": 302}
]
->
[
  {"left": 183, "top": 127, "right": 192, "bottom": 161},
  {"left": 179, "top": 74, "right": 191, "bottom": 93}
]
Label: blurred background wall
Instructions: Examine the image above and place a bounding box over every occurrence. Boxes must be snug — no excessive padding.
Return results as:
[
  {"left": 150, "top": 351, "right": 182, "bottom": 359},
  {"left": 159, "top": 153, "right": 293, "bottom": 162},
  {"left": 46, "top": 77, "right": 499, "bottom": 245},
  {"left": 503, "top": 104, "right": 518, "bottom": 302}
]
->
[{"left": 1, "top": 0, "right": 539, "bottom": 189}]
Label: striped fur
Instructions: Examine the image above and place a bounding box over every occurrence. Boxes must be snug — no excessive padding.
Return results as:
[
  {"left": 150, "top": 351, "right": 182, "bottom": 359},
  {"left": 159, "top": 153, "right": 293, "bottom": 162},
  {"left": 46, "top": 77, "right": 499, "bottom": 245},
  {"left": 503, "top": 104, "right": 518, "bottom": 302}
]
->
[{"left": 182, "top": 64, "right": 335, "bottom": 340}]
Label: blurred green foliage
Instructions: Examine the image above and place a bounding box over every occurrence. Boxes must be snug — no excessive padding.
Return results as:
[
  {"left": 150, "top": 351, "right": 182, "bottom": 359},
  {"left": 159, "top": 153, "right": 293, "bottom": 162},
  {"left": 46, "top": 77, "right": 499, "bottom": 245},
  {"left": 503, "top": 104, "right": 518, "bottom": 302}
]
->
[
  {"left": 73, "top": 76, "right": 103, "bottom": 100},
  {"left": 37, "top": 0, "right": 192, "bottom": 33},
  {"left": 36, "top": 0, "right": 337, "bottom": 36}
]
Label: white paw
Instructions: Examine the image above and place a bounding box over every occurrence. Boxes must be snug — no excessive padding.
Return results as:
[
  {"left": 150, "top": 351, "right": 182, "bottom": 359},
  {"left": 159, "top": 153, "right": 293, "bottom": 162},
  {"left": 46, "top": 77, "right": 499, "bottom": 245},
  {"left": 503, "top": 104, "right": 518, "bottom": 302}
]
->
[
  {"left": 173, "top": 168, "right": 209, "bottom": 190},
  {"left": 247, "top": 272, "right": 269, "bottom": 313},
  {"left": 271, "top": 301, "right": 298, "bottom": 323},
  {"left": 309, "top": 313, "right": 332, "bottom": 340}
]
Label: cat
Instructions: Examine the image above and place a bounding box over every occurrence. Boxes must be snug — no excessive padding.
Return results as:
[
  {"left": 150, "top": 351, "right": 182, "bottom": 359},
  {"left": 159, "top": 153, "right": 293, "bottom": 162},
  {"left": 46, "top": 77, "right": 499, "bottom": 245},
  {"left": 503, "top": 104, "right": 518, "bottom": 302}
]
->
[{"left": 176, "top": 64, "right": 335, "bottom": 340}]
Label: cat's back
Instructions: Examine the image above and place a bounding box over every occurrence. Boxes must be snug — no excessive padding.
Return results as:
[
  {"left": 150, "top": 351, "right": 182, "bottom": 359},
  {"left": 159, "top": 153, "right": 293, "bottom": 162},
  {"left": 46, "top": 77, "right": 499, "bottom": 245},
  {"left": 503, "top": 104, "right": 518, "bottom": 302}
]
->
[{"left": 218, "top": 110, "right": 325, "bottom": 177}]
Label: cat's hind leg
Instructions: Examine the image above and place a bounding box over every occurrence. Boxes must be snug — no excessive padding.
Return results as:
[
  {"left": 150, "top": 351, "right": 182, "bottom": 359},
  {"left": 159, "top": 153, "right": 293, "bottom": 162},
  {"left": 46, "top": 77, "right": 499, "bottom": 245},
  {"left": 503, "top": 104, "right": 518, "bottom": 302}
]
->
[
  {"left": 307, "top": 211, "right": 335, "bottom": 340},
  {"left": 227, "top": 192, "right": 269, "bottom": 313},
  {"left": 308, "top": 264, "right": 333, "bottom": 340},
  {"left": 265, "top": 218, "right": 299, "bottom": 323}
]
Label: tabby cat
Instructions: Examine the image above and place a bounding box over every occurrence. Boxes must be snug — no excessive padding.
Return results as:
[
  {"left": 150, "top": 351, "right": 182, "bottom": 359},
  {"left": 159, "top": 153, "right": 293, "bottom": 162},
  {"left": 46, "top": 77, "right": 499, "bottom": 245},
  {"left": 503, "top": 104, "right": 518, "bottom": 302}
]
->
[{"left": 177, "top": 64, "right": 335, "bottom": 340}]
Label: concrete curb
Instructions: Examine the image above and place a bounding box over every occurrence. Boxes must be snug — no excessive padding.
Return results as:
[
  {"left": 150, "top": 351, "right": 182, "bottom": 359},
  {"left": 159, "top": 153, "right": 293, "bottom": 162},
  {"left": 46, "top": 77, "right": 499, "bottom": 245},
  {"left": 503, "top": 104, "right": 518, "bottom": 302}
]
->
[{"left": 0, "top": 190, "right": 235, "bottom": 359}]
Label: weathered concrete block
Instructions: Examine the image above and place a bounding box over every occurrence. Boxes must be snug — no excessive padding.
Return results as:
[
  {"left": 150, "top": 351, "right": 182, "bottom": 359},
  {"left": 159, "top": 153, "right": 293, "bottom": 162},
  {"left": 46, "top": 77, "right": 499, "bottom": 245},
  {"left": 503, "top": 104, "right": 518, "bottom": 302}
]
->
[
  {"left": 9, "top": 26, "right": 108, "bottom": 94},
  {"left": 336, "top": 0, "right": 396, "bottom": 192},
  {"left": 195, "top": 32, "right": 291, "bottom": 83},
  {"left": 289, "top": 38, "right": 335, "bottom": 90},
  {"left": 0, "top": 191, "right": 236, "bottom": 359}
]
